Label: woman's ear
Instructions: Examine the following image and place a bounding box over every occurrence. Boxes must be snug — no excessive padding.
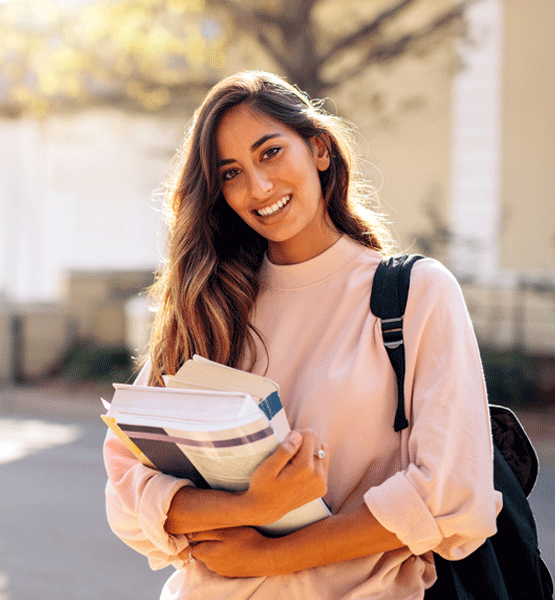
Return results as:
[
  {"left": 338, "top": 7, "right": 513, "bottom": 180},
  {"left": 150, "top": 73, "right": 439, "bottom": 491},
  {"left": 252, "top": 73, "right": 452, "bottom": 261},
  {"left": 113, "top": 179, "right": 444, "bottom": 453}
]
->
[{"left": 311, "top": 134, "right": 331, "bottom": 172}]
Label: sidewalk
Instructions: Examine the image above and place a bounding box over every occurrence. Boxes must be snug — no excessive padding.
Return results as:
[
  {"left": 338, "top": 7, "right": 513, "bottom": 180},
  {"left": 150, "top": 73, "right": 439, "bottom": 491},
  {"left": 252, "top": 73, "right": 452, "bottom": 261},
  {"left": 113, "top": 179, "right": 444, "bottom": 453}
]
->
[
  {"left": 0, "top": 383, "right": 112, "bottom": 424},
  {"left": 0, "top": 383, "right": 170, "bottom": 600}
]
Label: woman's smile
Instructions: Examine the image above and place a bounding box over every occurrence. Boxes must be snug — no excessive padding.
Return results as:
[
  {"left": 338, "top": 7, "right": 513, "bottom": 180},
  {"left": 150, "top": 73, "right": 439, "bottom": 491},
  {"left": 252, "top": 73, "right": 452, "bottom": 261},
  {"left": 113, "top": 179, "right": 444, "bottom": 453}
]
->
[{"left": 254, "top": 194, "right": 292, "bottom": 218}]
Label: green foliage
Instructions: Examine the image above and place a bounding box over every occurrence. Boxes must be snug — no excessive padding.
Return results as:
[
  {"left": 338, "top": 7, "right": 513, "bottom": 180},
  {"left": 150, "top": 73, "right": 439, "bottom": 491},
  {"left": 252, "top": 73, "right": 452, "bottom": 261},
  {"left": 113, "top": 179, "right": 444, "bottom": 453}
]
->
[
  {"left": 0, "top": 0, "right": 226, "bottom": 117},
  {"left": 481, "top": 348, "right": 541, "bottom": 409},
  {"left": 0, "top": 0, "right": 474, "bottom": 117},
  {"left": 51, "top": 342, "right": 135, "bottom": 384}
]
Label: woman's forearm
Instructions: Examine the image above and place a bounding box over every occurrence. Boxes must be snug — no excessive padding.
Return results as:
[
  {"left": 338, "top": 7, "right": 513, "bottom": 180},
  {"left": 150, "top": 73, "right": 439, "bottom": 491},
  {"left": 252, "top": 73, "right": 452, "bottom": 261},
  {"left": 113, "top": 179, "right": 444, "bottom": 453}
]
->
[
  {"left": 268, "top": 503, "right": 406, "bottom": 574},
  {"left": 186, "top": 502, "right": 407, "bottom": 578},
  {"left": 164, "top": 486, "right": 250, "bottom": 534}
]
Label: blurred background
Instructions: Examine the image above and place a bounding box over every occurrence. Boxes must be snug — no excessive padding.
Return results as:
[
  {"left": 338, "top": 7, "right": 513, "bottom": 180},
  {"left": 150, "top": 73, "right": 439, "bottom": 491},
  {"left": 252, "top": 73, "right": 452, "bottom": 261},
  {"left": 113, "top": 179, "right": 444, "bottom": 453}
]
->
[{"left": 0, "top": 0, "right": 553, "bottom": 598}]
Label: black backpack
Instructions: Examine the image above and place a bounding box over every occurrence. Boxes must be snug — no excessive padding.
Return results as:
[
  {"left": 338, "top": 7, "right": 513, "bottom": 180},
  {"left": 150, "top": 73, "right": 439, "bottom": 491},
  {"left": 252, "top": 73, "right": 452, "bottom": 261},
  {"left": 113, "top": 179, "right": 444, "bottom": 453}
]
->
[{"left": 370, "top": 254, "right": 554, "bottom": 600}]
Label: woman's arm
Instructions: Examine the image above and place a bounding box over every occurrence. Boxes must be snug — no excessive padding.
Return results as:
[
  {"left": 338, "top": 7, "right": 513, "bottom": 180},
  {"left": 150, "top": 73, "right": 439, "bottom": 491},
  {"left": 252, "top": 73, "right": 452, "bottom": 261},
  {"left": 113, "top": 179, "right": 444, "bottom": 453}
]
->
[
  {"left": 365, "top": 260, "right": 502, "bottom": 560},
  {"left": 105, "top": 361, "right": 328, "bottom": 569},
  {"left": 104, "top": 429, "right": 193, "bottom": 570},
  {"left": 165, "top": 429, "right": 329, "bottom": 534},
  {"left": 186, "top": 503, "right": 405, "bottom": 578},
  {"left": 167, "top": 432, "right": 402, "bottom": 578}
]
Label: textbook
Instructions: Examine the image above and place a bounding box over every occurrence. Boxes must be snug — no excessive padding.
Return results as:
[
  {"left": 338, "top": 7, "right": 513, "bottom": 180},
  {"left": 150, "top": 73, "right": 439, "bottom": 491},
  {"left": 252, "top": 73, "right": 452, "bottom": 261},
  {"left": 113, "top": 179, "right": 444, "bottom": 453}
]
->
[
  {"left": 164, "top": 355, "right": 291, "bottom": 438},
  {"left": 102, "top": 357, "right": 331, "bottom": 535}
]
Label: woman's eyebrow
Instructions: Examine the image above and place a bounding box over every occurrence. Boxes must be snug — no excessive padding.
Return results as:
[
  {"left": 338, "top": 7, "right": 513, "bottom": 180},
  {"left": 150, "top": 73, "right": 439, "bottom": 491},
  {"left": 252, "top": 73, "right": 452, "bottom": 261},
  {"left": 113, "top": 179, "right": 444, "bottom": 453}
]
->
[
  {"left": 217, "top": 133, "right": 283, "bottom": 167},
  {"left": 250, "top": 132, "right": 282, "bottom": 152}
]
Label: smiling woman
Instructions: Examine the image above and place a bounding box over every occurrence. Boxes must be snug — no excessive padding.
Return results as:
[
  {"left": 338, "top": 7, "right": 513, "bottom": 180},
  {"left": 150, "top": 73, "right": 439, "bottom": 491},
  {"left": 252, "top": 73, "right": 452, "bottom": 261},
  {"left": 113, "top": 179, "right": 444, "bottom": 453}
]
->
[{"left": 103, "top": 71, "right": 502, "bottom": 600}]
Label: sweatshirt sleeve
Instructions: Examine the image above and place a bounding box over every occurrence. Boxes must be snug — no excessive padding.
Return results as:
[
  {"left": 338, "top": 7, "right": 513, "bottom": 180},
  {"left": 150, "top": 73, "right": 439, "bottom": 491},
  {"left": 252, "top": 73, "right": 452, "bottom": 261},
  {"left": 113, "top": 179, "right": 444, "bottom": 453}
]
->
[
  {"left": 103, "top": 361, "right": 192, "bottom": 570},
  {"left": 364, "top": 259, "right": 503, "bottom": 559}
]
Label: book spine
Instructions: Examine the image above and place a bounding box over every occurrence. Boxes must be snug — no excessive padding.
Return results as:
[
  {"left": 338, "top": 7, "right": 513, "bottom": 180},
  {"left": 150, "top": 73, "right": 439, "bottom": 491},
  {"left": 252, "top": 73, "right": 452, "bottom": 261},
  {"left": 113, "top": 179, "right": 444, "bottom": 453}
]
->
[{"left": 258, "top": 391, "right": 282, "bottom": 421}]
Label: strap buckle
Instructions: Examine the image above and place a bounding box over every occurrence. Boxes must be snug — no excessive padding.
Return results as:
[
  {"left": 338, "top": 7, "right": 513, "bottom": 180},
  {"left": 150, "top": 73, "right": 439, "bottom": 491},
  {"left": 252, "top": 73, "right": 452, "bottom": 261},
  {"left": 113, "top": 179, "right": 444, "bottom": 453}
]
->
[{"left": 381, "top": 317, "right": 403, "bottom": 349}]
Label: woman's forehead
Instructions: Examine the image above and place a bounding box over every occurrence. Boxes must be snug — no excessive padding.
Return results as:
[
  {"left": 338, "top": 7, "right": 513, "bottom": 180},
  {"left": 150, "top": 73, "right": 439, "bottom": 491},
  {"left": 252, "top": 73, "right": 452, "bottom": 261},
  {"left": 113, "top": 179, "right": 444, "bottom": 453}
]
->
[
  {"left": 216, "top": 105, "right": 294, "bottom": 156},
  {"left": 218, "top": 105, "right": 285, "bottom": 136}
]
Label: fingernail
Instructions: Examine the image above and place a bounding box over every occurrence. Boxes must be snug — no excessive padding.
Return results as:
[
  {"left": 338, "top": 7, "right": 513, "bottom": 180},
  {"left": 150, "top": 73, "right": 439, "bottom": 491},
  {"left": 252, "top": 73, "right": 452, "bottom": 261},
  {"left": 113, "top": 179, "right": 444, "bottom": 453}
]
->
[{"left": 284, "top": 431, "right": 302, "bottom": 451}]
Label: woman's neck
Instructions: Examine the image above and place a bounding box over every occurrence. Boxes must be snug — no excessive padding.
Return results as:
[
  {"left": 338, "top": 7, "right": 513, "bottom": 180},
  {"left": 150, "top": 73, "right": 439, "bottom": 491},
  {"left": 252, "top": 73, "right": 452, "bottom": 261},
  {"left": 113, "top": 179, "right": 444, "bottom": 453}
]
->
[{"left": 267, "top": 222, "right": 341, "bottom": 266}]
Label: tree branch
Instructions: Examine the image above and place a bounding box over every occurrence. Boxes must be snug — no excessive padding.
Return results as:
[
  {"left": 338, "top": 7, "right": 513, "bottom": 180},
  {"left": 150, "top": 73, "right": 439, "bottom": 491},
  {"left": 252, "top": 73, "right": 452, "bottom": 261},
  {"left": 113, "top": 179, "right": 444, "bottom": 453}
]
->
[
  {"left": 322, "top": 0, "right": 472, "bottom": 90},
  {"left": 318, "top": 0, "right": 418, "bottom": 67},
  {"left": 252, "top": 0, "right": 319, "bottom": 31},
  {"left": 206, "top": 0, "right": 323, "bottom": 92}
]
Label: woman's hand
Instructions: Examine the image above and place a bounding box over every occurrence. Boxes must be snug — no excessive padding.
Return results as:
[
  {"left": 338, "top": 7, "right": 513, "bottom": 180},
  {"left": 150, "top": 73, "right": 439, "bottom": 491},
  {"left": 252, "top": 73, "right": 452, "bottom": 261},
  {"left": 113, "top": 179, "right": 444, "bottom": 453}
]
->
[
  {"left": 243, "top": 429, "right": 329, "bottom": 526},
  {"left": 186, "top": 527, "right": 280, "bottom": 578},
  {"left": 164, "top": 429, "right": 329, "bottom": 536}
]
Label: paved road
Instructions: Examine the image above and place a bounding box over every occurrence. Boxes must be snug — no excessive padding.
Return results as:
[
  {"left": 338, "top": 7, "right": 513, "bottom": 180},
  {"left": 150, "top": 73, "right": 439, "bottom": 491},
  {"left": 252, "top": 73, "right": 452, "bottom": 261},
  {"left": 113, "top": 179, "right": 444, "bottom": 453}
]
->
[{"left": 0, "top": 386, "right": 553, "bottom": 599}]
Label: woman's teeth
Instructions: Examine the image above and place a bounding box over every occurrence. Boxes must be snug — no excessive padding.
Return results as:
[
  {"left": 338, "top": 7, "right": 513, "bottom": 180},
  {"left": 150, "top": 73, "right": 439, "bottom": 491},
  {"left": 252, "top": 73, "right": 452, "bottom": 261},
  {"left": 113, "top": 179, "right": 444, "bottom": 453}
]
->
[{"left": 256, "top": 195, "right": 291, "bottom": 217}]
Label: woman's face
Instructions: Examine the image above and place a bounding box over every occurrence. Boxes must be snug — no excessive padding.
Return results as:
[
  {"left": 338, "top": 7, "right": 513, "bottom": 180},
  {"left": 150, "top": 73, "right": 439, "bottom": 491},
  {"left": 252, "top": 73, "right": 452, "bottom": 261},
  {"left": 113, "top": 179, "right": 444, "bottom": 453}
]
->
[{"left": 215, "top": 104, "right": 339, "bottom": 265}]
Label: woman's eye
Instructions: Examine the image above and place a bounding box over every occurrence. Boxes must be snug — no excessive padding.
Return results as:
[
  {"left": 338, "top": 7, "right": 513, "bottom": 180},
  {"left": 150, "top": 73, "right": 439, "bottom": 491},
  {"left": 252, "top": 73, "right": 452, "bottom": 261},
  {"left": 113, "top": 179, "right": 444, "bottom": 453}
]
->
[
  {"left": 222, "top": 168, "right": 238, "bottom": 181},
  {"left": 262, "top": 146, "right": 281, "bottom": 160}
]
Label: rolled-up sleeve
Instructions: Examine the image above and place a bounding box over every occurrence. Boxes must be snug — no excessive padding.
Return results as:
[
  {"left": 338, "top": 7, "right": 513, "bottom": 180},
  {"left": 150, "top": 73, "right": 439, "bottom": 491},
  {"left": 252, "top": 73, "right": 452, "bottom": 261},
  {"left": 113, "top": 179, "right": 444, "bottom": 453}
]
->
[
  {"left": 103, "top": 361, "right": 193, "bottom": 570},
  {"left": 364, "top": 259, "right": 503, "bottom": 559}
]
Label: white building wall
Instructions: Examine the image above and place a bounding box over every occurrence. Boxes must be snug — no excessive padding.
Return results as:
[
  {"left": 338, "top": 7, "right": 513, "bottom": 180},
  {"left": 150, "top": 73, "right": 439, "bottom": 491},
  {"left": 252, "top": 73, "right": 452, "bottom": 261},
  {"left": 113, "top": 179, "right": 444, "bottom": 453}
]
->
[
  {"left": 449, "top": 0, "right": 503, "bottom": 282},
  {"left": 0, "top": 109, "right": 187, "bottom": 302}
]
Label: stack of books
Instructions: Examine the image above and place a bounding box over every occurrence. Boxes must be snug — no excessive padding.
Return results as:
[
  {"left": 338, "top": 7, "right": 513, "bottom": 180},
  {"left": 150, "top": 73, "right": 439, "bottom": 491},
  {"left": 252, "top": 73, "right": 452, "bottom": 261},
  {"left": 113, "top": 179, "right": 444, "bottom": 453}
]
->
[{"left": 102, "top": 355, "right": 330, "bottom": 535}]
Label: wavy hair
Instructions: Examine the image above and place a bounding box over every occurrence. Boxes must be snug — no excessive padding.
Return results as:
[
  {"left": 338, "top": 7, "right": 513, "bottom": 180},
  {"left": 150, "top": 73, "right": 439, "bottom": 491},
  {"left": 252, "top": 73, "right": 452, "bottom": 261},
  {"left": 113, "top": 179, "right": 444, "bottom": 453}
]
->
[{"left": 145, "top": 71, "right": 394, "bottom": 386}]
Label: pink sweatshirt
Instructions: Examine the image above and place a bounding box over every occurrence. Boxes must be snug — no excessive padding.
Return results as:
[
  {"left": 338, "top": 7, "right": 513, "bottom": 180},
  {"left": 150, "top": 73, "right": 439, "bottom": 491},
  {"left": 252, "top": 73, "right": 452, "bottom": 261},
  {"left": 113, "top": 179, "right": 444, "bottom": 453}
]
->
[{"left": 104, "top": 236, "right": 502, "bottom": 599}]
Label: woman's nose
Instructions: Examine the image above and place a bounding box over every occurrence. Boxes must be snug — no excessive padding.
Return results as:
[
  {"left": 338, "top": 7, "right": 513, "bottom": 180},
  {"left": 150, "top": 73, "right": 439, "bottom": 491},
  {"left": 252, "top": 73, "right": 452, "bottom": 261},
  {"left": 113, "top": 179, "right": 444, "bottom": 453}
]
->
[{"left": 248, "top": 167, "right": 273, "bottom": 199}]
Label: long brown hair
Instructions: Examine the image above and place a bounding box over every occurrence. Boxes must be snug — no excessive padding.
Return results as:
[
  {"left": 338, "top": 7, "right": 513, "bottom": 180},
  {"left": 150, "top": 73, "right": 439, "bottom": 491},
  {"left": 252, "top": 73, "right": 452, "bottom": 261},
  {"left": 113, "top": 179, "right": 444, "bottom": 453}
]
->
[{"left": 146, "top": 70, "right": 394, "bottom": 386}]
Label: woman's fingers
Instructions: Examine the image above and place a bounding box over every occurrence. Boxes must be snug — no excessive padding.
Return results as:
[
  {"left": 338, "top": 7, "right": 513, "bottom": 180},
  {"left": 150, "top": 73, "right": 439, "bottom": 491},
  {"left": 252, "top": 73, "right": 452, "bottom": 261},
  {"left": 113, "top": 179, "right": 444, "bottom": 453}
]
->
[
  {"left": 276, "top": 430, "right": 329, "bottom": 496},
  {"left": 244, "top": 429, "right": 329, "bottom": 524},
  {"left": 279, "top": 430, "right": 321, "bottom": 474},
  {"left": 291, "top": 429, "right": 317, "bottom": 463},
  {"left": 255, "top": 430, "right": 303, "bottom": 477},
  {"left": 188, "top": 529, "right": 226, "bottom": 543},
  {"left": 185, "top": 527, "right": 278, "bottom": 578},
  {"left": 261, "top": 429, "right": 323, "bottom": 478}
]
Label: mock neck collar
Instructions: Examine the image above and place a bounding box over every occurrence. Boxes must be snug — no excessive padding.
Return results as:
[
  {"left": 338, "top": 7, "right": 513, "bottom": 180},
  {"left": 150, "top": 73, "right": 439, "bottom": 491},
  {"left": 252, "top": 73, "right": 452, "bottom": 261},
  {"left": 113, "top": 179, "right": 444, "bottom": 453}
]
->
[{"left": 259, "top": 236, "right": 370, "bottom": 290}]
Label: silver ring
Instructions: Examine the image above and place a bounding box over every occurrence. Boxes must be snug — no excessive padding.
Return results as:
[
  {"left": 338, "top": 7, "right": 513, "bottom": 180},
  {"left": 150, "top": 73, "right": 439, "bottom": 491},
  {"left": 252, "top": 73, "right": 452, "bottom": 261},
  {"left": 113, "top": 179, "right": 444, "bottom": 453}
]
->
[
  {"left": 314, "top": 449, "right": 325, "bottom": 459},
  {"left": 188, "top": 546, "right": 196, "bottom": 563}
]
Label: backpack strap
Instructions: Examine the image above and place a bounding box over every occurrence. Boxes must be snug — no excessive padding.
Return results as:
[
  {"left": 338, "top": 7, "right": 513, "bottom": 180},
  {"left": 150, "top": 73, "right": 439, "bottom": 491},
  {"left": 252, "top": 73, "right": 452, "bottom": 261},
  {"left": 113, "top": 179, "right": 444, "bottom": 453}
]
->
[{"left": 370, "top": 254, "right": 425, "bottom": 432}]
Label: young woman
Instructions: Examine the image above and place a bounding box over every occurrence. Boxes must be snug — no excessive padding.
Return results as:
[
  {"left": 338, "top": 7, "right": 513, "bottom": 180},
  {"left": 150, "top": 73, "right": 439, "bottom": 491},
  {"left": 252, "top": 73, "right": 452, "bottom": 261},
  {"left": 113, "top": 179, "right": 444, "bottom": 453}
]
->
[{"left": 104, "top": 71, "right": 502, "bottom": 599}]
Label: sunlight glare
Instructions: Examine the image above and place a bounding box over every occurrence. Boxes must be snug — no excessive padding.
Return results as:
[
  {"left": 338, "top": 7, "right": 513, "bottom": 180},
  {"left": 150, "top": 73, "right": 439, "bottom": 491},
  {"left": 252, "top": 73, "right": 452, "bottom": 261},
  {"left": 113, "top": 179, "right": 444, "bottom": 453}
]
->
[{"left": 0, "top": 419, "right": 82, "bottom": 465}]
